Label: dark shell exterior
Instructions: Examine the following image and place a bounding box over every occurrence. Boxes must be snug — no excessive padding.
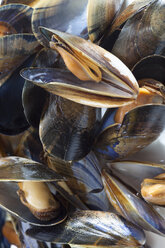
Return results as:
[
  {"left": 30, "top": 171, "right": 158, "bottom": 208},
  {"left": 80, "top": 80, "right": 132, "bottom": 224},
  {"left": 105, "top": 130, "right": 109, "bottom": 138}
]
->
[
  {"left": 40, "top": 94, "right": 101, "bottom": 161},
  {"left": 94, "top": 104, "right": 165, "bottom": 160}
]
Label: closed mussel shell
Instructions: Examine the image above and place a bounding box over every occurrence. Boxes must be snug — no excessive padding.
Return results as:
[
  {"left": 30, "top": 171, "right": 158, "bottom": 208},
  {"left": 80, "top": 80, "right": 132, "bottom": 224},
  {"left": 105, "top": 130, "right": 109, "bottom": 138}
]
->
[
  {"left": 31, "top": 0, "right": 88, "bottom": 46},
  {"left": 26, "top": 210, "right": 146, "bottom": 247},
  {"left": 112, "top": 0, "right": 165, "bottom": 69},
  {"left": 102, "top": 168, "right": 165, "bottom": 236},
  {"left": 94, "top": 104, "right": 165, "bottom": 160},
  {"left": 39, "top": 94, "right": 101, "bottom": 161}
]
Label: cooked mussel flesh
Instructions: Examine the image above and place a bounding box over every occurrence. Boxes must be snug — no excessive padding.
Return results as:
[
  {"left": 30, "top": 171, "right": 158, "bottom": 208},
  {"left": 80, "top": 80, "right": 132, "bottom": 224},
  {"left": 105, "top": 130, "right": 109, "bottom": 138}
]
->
[
  {"left": 141, "top": 173, "right": 165, "bottom": 206},
  {"left": 18, "top": 181, "right": 61, "bottom": 221}
]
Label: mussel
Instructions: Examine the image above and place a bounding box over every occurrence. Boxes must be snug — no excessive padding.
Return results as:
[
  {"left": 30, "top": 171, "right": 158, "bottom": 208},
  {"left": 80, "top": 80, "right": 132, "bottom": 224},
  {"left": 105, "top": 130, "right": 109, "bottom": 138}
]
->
[
  {"left": 18, "top": 181, "right": 61, "bottom": 221},
  {"left": 94, "top": 53, "right": 165, "bottom": 161},
  {"left": 102, "top": 167, "right": 165, "bottom": 236},
  {"left": 31, "top": 0, "right": 89, "bottom": 46},
  {"left": 111, "top": 0, "right": 165, "bottom": 68},
  {"left": 0, "top": 0, "right": 165, "bottom": 246},
  {"left": 26, "top": 210, "right": 146, "bottom": 247},
  {"left": 141, "top": 173, "right": 165, "bottom": 206},
  {"left": 0, "top": 156, "right": 67, "bottom": 225},
  {"left": 0, "top": 4, "right": 39, "bottom": 86},
  {"left": 21, "top": 27, "right": 139, "bottom": 108},
  {"left": 87, "top": 0, "right": 125, "bottom": 43}
]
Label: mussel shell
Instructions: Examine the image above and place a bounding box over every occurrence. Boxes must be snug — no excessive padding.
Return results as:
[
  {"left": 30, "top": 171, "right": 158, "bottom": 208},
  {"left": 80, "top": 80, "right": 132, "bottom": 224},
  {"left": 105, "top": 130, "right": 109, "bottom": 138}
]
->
[
  {"left": 47, "top": 152, "right": 103, "bottom": 194},
  {"left": 112, "top": 0, "right": 165, "bottom": 69},
  {"left": 26, "top": 210, "right": 145, "bottom": 246},
  {"left": 39, "top": 27, "right": 139, "bottom": 99},
  {"left": 1, "top": 0, "right": 41, "bottom": 7},
  {"left": 0, "top": 182, "right": 67, "bottom": 226},
  {"left": 87, "top": 0, "right": 124, "bottom": 43},
  {"left": 0, "top": 4, "right": 33, "bottom": 34},
  {"left": 102, "top": 168, "right": 165, "bottom": 236},
  {"left": 39, "top": 94, "right": 101, "bottom": 161},
  {"left": 0, "top": 55, "right": 35, "bottom": 135},
  {"left": 47, "top": 151, "right": 111, "bottom": 211},
  {"left": 108, "top": 161, "right": 165, "bottom": 193},
  {"left": 94, "top": 104, "right": 165, "bottom": 160},
  {"left": 0, "top": 33, "right": 39, "bottom": 87},
  {"left": 108, "top": 0, "right": 155, "bottom": 35},
  {"left": 0, "top": 156, "right": 64, "bottom": 182},
  {"left": 132, "top": 55, "right": 165, "bottom": 83},
  {"left": 78, "top": 188, "right": 112, "bottom": 211},
  {"left": 16, "top": 221, "right": 52, "bottom": 248},
  {"left": 50, "top": 181, "right": 89, "bottom": 210},
  {"left": 21, "top": 67, "right": 136, "bottom": 108},
  {"left": 16, "top": 127, "right": 43, "bottom": 163},
  {"left": 22, "top": 48, "right": 59, "bottom": 128},
  {"left": 31, "top": 0, "right": 88, "bottom": 46}
]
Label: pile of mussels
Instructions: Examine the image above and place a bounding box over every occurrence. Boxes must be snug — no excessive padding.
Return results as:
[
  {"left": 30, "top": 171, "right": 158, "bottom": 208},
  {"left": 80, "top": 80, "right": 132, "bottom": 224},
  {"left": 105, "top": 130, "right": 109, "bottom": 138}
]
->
[{"left": 0, "top": 0, "right": 165, "bottom": 247}]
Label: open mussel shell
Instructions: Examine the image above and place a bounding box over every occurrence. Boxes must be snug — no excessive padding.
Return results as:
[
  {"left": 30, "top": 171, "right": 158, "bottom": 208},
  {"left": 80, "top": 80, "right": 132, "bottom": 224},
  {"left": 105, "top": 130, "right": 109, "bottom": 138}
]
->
[
  {"left": 21, "top": 67, "right": 136, "bottom": 108},
  {"left": 107, "top": 161, "right": 165, "bottom": 193},
  {"left": 39, "top": 27, "right": 139, "bottom": 100},
  {"left": 26, "top": 210, "right": 145, "bottom": 246},
  {"left": 94, "top": 104, "right": 165, "bottom": 160},
  {"left": 87, "top": 0, "right": 124, "bottom": 43},
  {"left": 102, "top": 168, "right": 165, "bottom": 236},
  {"left": 112, "top": 0, "right": 165, "bottom": 69},
  {"left": 39, "top": 94, "right": 101, "bottom": 161},
  {"left": 21, "top": 27, "right": 139, "bottom": 108},
  {"left": 31, "top": 0, "right": 88, "bottom": 46},
  {"left": 0, "top": 156, "right": 64, "bottom": 182},
  {"left": 0, "top": 182, "right": 67, "bottom": 226}
]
